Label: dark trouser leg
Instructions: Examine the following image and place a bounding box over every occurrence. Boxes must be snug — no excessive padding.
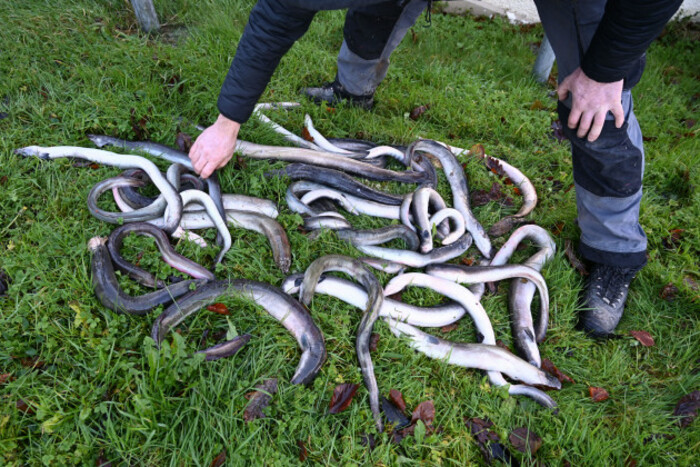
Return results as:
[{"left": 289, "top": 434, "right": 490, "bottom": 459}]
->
[
  {"left": 337, "top": 0, "right": 427, "bottom": 96},
  {"left": 533, "top": 0, "right": 647, "bottom": 268}
]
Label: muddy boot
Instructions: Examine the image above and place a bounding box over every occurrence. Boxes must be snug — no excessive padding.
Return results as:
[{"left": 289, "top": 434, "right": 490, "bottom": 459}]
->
[
  {"left": 579, "top": 263, "right": 641, "bottom": 337},
  {"left": 300, "top": 80, "right": 374, "bottom": 110}
]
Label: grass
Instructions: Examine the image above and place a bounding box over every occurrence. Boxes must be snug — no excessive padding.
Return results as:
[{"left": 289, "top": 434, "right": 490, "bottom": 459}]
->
[{"left": 0, "top": 0, "right": 698, "bottom": 465}]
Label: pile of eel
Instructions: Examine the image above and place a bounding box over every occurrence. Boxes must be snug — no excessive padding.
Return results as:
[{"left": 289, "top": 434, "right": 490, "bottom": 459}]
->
[{"left": 15, "top": 103, "right": 562, "bottom": 432}]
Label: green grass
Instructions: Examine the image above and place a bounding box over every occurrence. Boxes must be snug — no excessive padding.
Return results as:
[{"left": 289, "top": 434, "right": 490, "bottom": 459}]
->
[{"left": 1, "top": 1, "right": 699, "bottom": 465}]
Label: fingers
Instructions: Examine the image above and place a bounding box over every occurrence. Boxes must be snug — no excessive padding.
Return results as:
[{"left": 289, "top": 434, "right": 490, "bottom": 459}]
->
[
  {"left": 575, "top": 111, "right": 593, "bottom": 139},
  {"left": 587, "top": 111, "right": 607, "bottom": 142},
  {"left": 567, "top": 106, "right": 581, "bottom": 131},
  {"left": 557, "top": 76, "right": 570, "bottom": 101},
  {"left": 611, "top": 102, "right": 625, "bottom": 128}
]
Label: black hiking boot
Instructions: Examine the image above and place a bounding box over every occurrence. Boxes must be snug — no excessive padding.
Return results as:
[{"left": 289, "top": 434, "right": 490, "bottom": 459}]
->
[
  {"left": 579, "top": 263, "right": 641, "bottom": 337},
  {"left": 300, "top": 80, "right": 374, "bottom": 110}
]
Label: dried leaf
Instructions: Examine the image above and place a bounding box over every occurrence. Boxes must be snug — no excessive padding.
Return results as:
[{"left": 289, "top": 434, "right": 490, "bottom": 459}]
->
[
  {"left": 509, "top": 427, "right": 543, "bottom": 454},
  {"left": 440, "top": 323, "right": 458, "bottom": 333},
  {"left": 660, "top": 283, "right": 679, "bottom": 301},
  {"left": 234, "top": 154, "right": 247, "bottom": 170},
  {"left": 564, "top": 239, "right": 588, "bottom": 276},
  {"left": 176, "top": 132, "right": 192, "bottom": 153},
  {"left": 369, "top": 333, "right": 380, "bottom": 352},
  {"left": 662, "top": 229, "right": 684, "bottom": 249},
  {"left": 540, "top": 358, "right": 575, "bottom": 384},
  {"left": 409, "top": 104, "right": 430, "bottom": 121},
  {"left": 673, "top": 390, "right": 700, "bottom": 428},
  {"left": 469, "top": 143, "right": 485, "bottom": 159},
  {"left": 209, "top": 449, "right": 226, "bottom": 467},
  {"left": 550, "top": 221, "right": 565, "bottom": 236},
  {"left": 0, "top": 175, "right": 7, "bottom": 185},
  {"left": 484, "top": 156, "right": 507, "bottom": 177},
  {"left": 381, "top": 396, "right": 410, "bottom": 428},
  {"left": 328, "top": 383, "right": 359, "bottom": 414},
  {"left": 301, "top": 127, "right": 314, "bottom": 142},
  {"left": 389, "top": 389, "right": 407, "bottom": 412},
  {"left": 684, "top": 276, "right": 699, "bottom": 291},
  {"left": 206, "top": 303, "right": 230, "bottom": 315},
  {"left": 589, "top": 386, "right": 609, "bottom": 402},
  {"left": 625, "top": 456, "right": 638, "bottom": 467},
  {"left": 0, "top": 373, "right": 14, "bottom": 385},
  {"left": 460, "top": 257, "right": 475, "bottom": 266},
  {"left": 297, "top": 440, "right": 308, "bottom": 461},
  {"left": 243, "top": 378, "right": 278, "bottom": 422},
  {"left": 16, "top": 399, "right": 34, "bottom": 414},
  {"left": 360, "top": 433, "right": 377, "bottom": 450},
  {"left": 488, "top": 217, "right": 521, "bottom": 238},
  {"left": 0, "top": 269, "right": 9, "bottom": 296},
  {"left": 495, "top": 340, "right": 511, "bottom": 351},
  {"left": 411, "top": 400, "right": 435, "bottom": 427},
  {"left": 550, "top": 119, "right": 567, "bottom": 142},
  {"left": 629, "top": 330, "right": 655, "bottom": 347},
  {"left": 530, "top": 100, "right": 544, "bottom": 111},
  {"left": 18, "top": 356, "right": 45, "bottom": 370},
  {"left": 96, "top": 449, "right": 112, "bottom": 467},
  {"left": 466, "top": 417, "right": 507, "bottom": 464}
]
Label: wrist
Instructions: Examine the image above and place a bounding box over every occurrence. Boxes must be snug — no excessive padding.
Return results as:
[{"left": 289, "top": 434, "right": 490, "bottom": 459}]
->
[{"left": 214, "top": 114, "right": 241, "bottom": 134}]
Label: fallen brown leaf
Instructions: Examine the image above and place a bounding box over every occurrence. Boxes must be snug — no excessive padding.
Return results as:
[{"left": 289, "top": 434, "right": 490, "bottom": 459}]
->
[
  {"left": 469, "top": 143, "right": 485, "bottom": 159},
  {"left": 176, "top": 132, "right": 193, "bottom": 153},
  {"left": 466, "top": 417, "right": 508, "bottom": 464},
  {"left": 589, "top": 386, "right": 609, "bottom": 402},
  {"left": 509, "top": 427, "right": 543, "bottom": 454},
  {"left": 409, "top": 104, "right": 430, "bottom": 121},
  {"left": 243, "top": 378, "right": 278, "bottom": 422},
  {"left": 297, "top": 440, "right": 308, "bottom": 461},
  {"left": 460, "top": 257, "right": 476, "bottom": 266},
  {"left": 0, "top": 175, "right": 8, "bottom": 185},
  {"left": 550, "top": 119, "right": 567, "bottom": 142},
  {"left": 662, "top": 229, "right": 684, "bottom": 250},
  {"left": 389, "top": 389, "right": 407, "bottom": 412},
  {"left": 629, "top": 330, "right": 655, "bottom": 347},
  {"left": 673, "top": 390, "right": 700, "bottom": 428},
  {"left": 564, "top": 239, "right": 588, "bottom": 276},
  {"left": 550, "top": 221, "right": 565, "bottom": 236},
  {"left": 0, "top": 373, "right": 14, "bottom": 385},
  {"left": 16, "top": 399, "right": 34, "bottom": 414},
  {"left": 209, "top": 449, "right": 226, "bottom": 467},
  {"left": 660, "top": 283, "right": 679, "bottom": 301},
  {"left": 206, "top": 303, "right": 230, "bottom": 315},
  {"left": 411, "top": 400, "right": 435, "bottom": 427},
  {"left": 381, "top": 397, "right": 410, "bottom": 428},
  {"left": 540, "top": 358, "right": 575, "bottom": 384},
  {"left": 530, "top": 100, "right": 544, "bottom": 111},
  {"left": 488, "top": 217, "right": 521, "bottom": 238},
  {"left": 369, "top": 333, "right": 380, "bottom": 352},
  {"left": 684, "top": 276, "right": 699, "bottom": 291},
  {"left": 440, "top": 323, "right": 458, "bottom": 333},
  {"left": 301, "top": 127, "right": 314, "bottom": 142},
  {"left": 329, "top": 383, "right": 359, "bottom": 414}
]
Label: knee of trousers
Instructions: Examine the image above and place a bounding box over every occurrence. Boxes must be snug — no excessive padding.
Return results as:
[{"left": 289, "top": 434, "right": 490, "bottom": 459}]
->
[{"left": 557, "top": 101, "right": 643, "bottom": 198}]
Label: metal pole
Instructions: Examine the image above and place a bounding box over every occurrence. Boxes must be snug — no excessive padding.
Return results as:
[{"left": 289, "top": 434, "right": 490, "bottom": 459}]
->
[{"left": 130, "top": 0, "right": 160, "bottom": 33}]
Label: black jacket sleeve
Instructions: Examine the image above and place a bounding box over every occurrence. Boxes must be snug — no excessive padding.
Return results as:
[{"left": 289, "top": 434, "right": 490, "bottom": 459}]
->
[
  {"left": 217, "top": 0, "right": 389, "bottom": 124},
  {"left": 581, "top": 0, "right": 683, "bottom": 83},
  {"left": 216, "top": 0, "right": 317, "bottom": 124}
]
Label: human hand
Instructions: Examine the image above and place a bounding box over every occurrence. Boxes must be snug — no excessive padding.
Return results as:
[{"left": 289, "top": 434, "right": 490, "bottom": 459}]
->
[
  {"left": 189, "top": 114, "right": 241, "bottom": 179},
  {"left": 557, "top": 67, "right": 624, "bottom": 142}
]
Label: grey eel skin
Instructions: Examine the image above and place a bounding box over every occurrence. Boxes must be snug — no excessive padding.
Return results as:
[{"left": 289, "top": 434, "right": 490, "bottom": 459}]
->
[
  {"left": 174, "top": 210, "right": 292, "bottom": 273},
  {"left": 151, "top": 279, "right": 326, "bottom": 385},
  {"left": 356, "top": 232, "right": 473, "bottom": 268},
  {"left": 88, "top": 237, "right": 206, "bottom": 315},
  {"left": 283, "top": 274, "right": 468, "bottom": 328},
  {"left": 15, "top": 146, "right": 183, "bottom": 234},
  {"left": 87, "top": 175, "right": 162, "bottom": 224},
  {"left": 299, "top": 255, "right": 385, "bottom": 432},
  {"left": 234, "top": 140, "right": 431, "bottom": 184},
  {"left": 271, "top": 163, "right": 404, "bottom": 205},
  {"left": 490, "top": 225, "right": 556, "bottom": 343},
  {"left": 336, "top": 225, "right": 421, "bottom": 251},
  {"left": 408, "top": 140, "right": 492, "bottom": 258},
  {"left": 196, "top": 333, "right": 251, "bottom": 362},
  {"left": 426, "top": 263, "right": 549, "bottom": 368},
  {"left": 108, "top": 222, "right": 215, "bottom": 287},
  {"left": 87, "top": 135, "right": 226, "bottom": 244}
]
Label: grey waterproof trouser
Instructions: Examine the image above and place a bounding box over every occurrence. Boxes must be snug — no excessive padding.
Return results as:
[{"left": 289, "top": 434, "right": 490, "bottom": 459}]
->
[{"left": 337, "top": 0, "right": 648, "bottom": 268}]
